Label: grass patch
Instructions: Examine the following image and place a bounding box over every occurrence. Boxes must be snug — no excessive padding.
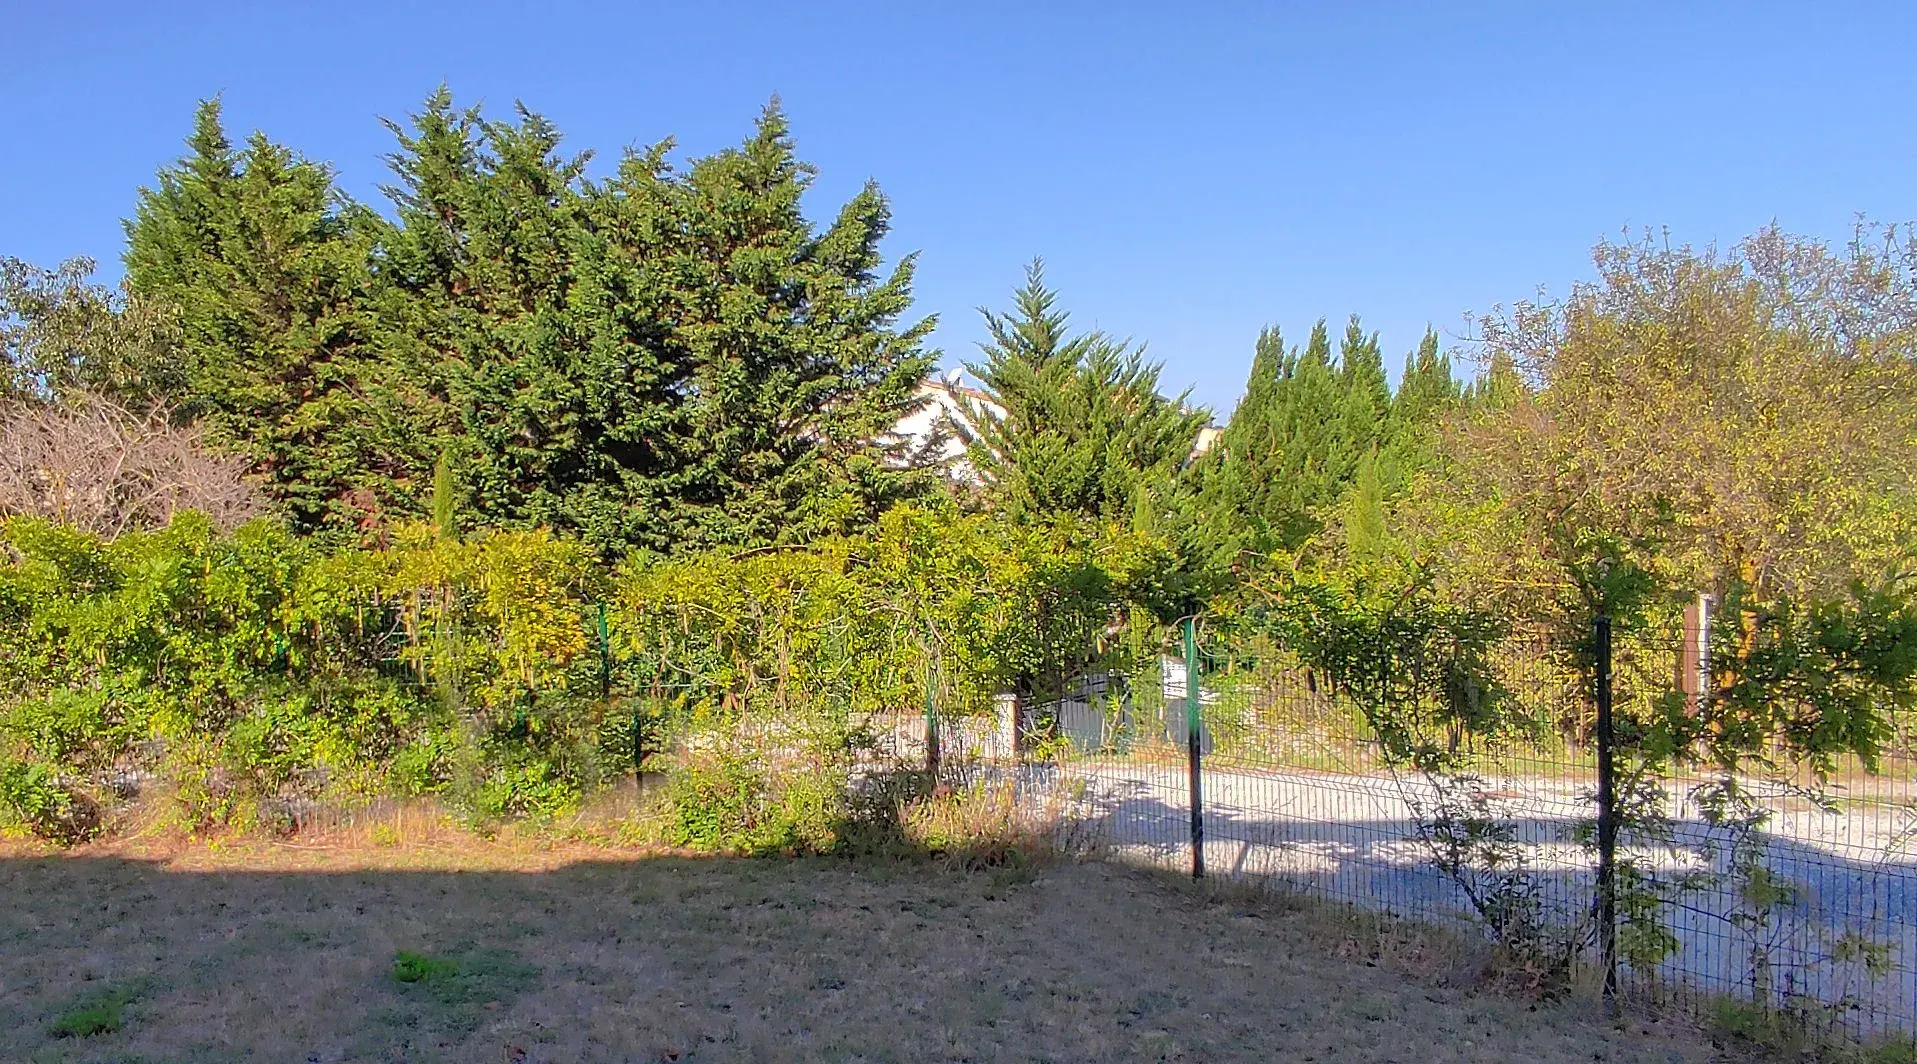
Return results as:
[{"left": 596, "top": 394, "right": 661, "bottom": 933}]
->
[
  {"left": 47, "top": 981, "right": 142, "bottom": 1038},
  {"left": 391, "top": 949, "right": 459, "bottom": 984},
  {"left": 387, "top": 944, "right": 541, "bottom": 1032}
]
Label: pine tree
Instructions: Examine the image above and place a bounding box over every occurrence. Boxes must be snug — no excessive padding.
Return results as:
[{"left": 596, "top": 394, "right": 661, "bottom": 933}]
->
[{"left": 960, "top": 261, "right": 1209, "bottom": 525}]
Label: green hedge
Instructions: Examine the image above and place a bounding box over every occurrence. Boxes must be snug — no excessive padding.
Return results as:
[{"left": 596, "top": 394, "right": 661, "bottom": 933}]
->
[{"left": 0, "top": 506, "right": 1169, "bottom": 842}]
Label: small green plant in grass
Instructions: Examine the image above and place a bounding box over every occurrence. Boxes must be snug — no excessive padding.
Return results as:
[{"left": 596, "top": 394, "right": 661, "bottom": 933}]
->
[
  {"left": 387, "top": 945, "right": 540, "bottom": 1033},
  {"left": 1707, "top": 998, "right": 1814, "bottom": 1058},
  {"left": 392, "top": 950, "right": 459, "bottom": 984},
  {"left": 47, "top": 982, "right": 141, "bottom": 1038}
]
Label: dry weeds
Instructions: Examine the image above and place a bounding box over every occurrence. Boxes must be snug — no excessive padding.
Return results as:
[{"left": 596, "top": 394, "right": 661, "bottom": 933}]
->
[{"left": 0, "top": 828, "right": 1753, "bottom": 1063}]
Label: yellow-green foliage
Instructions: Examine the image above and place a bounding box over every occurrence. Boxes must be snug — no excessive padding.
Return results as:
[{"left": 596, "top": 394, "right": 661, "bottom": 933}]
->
[
  {"left": 0, "top": 505, "right": 1166, "bottom": 843},
  {"left": 0, "top": 513, "right": 609, "bottom": 838},
  {"left": 611, "top": 506, "right": 1170, "bottom": 728},
  {"left": 609, "top": 506, "right": 1172, "bottom": 853}
]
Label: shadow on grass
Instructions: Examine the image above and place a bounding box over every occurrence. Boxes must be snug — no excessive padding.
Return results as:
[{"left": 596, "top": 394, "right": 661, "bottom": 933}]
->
[
  {"left": 0, "top": 839, "right": 1701, "bottom": 1064},
  {"left": 0, "top": 818, "right": 1102, "bottom": 1064}
]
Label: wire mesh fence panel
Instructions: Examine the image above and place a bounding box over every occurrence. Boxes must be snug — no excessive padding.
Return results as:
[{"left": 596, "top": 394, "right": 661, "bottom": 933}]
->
[
  {"left": 1604, "top": 624, "right": 1917, "bottom": 1037},
  {"left": 1190, "top": 630, "right": 1601, "bottom": 957},
  {"left": 623, "top": 598, "right": 1916, "bottom": 1040},
  {"left": 1018, "top": 663, "right": 1195, "bottom": 876},
  {"left": 990, "top": 618, "right": 1917, "bottom": 1040}
]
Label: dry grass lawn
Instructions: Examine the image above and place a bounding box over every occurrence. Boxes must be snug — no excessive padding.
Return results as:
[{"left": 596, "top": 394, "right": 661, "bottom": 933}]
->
[{"left": 0, "top": 832, "right": 1752, "bottom": 1063}]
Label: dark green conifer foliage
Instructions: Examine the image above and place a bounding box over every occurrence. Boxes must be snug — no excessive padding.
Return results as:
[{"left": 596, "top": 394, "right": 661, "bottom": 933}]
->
[
  {"left": 124, "top": 99, "right": 410, "bottom": 532},
  {"left": 1374, "top": 326, "right": 1461, "bottom": 495},
  {"left": 124, "top": 91, "right": 931, "bottom": 555},
  {"left": 1198, "top": 319, "right": 1346, "bottom": 557},
  {"left": 373, "top": 93, "right": 934, "bottom": 554},
  {"left": 377, "top": 90, "right": 604, "bottom": 542},
  {"left": 641, "top": 104, "right": 936, "bottom": 550},
  {"left": 1199, "top": 317, "right": 1461, "bottom": 566},
  {"left": 961, "top": 261, "right": 1209, "bottom": 525}
]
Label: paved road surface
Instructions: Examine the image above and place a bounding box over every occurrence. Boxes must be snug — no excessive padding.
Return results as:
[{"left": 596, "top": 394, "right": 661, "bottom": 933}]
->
[{"left": 1051, "top": 759, "right": 1917, "bottom": 1035}]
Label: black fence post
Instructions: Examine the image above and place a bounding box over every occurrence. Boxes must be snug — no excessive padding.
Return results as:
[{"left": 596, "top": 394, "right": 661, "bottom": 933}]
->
[
  {"left": 1594, "top": 613, "right": 1620, "bottom": 1017},
  {"left": 1184, "top": 615, "right": 1204, "bottom": 880}
]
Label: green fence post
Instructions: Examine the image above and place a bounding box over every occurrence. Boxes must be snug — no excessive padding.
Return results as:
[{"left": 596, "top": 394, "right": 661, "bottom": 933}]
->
[
  {"left": 595, "top": 602, "right": 611, "bottom": 700},
  {"left": 1185, "top": 615, "right": 1204, "bottom": 880},
  {"left": 924, "top": 654, "right": 941, "bottom": 778}
]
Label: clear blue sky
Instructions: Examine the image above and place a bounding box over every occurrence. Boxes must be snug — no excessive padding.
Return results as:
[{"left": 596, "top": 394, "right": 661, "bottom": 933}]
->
[{"left": 5, "top": 2, "right": 1913, "bottom": 416}]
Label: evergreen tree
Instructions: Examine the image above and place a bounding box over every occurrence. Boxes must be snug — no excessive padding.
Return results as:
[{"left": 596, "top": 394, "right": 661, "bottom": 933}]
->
[
  {"left": 1199, "top": 317, "right": 1466, "bottom": 568},
  {"left": 1393, "top": 327, "right": 1457, "bottom": 429},
  {"left": 960, "top": 261, "right": 1208, "bottom": 525},
  {"left": 376, "top": 90, "right": 605, "bottom": 542},
  {"left": 1198, "top": 318, "right": 1360, "bottom": 558},
  {"left": 1336, "top": 314, "right": 1389, "bottom": 444},
  {"left": 636, "top": 103, "right": 935, "bottom": 550},
  {"left": 124, "top": 99, "right": 413, "bottom": 531},
  {"left": 127, "top": 91, "right": 933, "bottom": 555},
  {"left": 1372, "top": 326, "right": 1461, "bottom": 495}
]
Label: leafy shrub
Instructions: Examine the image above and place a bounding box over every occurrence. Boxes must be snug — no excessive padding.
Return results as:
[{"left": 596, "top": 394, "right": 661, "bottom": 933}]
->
[
  {"left": 665, "top": 751, "right": 845, "bottom": 855},
  {"left": 0, "top": 513, "right": 617, "bottom": 840},
  {"left": 0, "top": 504, "right": 1161, "bottom": 844},
  {"left": 0, "top": 756, "right": 100, "bottom": 843}
]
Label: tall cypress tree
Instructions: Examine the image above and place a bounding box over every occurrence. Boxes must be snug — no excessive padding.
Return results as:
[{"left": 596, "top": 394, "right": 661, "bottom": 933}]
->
[
  {"left": 1198, "top": 318, "right": 1356, "bottom": 557},
  {"left": 649, "top": 104, "right": 935, "bottom": 550},
  {"left": 1336, "top": 314, "right": 1389, "bottom": 445},
  {"left": 377, "top": 90, "right": 601, "bottom": 542},
  {"left": 960, "top": 261, "right": 1209, "bottom": 525},
  {"left": 377, "top": 94, "right": 936, "bottom": 554},
  {"left": 1374, "top": 326, "right": 1461, "bottom": 494},
  {"left": 1200, "top": 315, "right": 1468, "bottom": 568},
  {"left": 124, "top": 99, "right": 412, "bottom": 532},
  {"left": 1462, "top": 348, "right": 1527, "bottom": 415},
  {"left": 1393, "top": 327, "right": 1457, "bottom": 428}
]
